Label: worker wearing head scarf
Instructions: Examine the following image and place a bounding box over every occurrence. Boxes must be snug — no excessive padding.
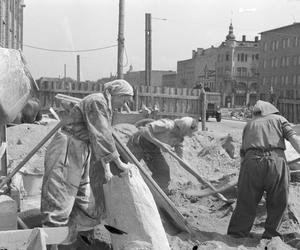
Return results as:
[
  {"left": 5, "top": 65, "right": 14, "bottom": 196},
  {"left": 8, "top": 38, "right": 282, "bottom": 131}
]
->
[
  {"left": 41, "top": 79, "right": 133, "bottom": 245},
  {"left": 227, "top": 100, "right": 300, "bottom": 239},
  {"left": 129, "top": 117, "right": 198, "bottom": 193}
]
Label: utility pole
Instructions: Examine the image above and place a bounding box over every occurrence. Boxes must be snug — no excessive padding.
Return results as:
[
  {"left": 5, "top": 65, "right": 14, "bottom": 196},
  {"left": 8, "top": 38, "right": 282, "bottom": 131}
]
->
[
  {"left": 64, "top": 64, "right": 66, "bottom": 82},
  {"left": 117, "top": 0, "right": 125, "bottom": 79},
  {"left": 145, "top": 13, "right": 152, "bottom": 86},
  {"left": 76, "top": 55, "right": 80, "bottom": 83}
]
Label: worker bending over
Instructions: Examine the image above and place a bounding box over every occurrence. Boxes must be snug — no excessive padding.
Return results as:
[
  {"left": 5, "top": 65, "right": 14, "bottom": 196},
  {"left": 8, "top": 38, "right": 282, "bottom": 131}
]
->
[
  {"left": 227, "top": 100, "right": 300, "bottom": 239},
  {"left": 130, "top": 117, "right": 198, "bottom": 193},
  {"left": 41, "top": 79, "right": 134, "bottom": 245}
]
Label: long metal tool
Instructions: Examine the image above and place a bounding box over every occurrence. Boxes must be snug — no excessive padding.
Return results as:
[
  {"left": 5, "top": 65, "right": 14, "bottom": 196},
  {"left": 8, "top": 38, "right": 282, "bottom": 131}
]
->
[
  {"left": 0, "top": 121, "right": 63, "bottom": 190},
  {"left": 148, "top": 136, "right": 234, "bottom": 204}
]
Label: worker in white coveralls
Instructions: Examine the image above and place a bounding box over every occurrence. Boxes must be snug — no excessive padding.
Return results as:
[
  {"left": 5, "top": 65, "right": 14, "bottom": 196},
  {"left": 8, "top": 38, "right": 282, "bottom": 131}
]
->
[
  {"left": 41, "top": 79, "right": 134, "bottom": 245},
  {"left": 130, "top": 117, "right": 199, "bottom": 193},
  {"left": 227, "top": 100, "right": 300, "bottom": 239}
]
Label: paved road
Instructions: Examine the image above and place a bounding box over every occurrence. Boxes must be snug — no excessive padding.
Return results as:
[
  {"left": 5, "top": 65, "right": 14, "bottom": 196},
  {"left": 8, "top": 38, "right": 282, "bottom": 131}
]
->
[{"left": 203, "top": 118, "right": 246, "bottom": 138}]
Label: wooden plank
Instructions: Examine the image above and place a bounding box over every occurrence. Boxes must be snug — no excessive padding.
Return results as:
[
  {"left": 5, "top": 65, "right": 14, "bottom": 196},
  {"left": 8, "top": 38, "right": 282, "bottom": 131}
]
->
[
  {"left": 138, "top": 92, "right": 199, "bottom": 100},
  {"left": 157, "top": 111, "right": 198, "bottom": 118},
  {"left": 113, "top": 132, "right": 193, "bottom": 234},
  {"left": 0, "top": 125, "right": 7, "bottom": 176},
  {"left": 0, "top": 227, "right": 68, "bottom": 247}
]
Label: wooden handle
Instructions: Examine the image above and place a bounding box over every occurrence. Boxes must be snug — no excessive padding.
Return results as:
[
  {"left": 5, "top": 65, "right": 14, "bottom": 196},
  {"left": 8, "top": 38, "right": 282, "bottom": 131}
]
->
[
  {"left": 0, "top": 121, "right": 63, "bottom": 189},
  {"left": 150, "top": 137, "right": 231, "bottom": 203}
]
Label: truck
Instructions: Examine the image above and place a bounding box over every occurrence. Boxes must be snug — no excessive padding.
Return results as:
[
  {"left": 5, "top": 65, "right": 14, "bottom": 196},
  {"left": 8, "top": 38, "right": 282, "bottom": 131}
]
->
[{"left": 205, "top": 92, "right": 222, "bottom": 122}]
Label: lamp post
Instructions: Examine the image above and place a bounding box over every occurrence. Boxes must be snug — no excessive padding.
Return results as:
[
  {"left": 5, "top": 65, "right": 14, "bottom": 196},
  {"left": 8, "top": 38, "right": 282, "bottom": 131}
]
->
[{"left": 145, "top": 13, "right": 167, "bottom": 86}]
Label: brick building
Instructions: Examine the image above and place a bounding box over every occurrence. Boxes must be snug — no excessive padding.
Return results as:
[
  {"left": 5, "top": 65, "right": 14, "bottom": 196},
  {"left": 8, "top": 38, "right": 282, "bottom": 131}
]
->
[
  {"left": 123, "top": 70, "right": 176, "bottom": 87},
  {"left": 0, "top": 0, "right": 25, "bottom": 49},
  {"left": 258, "top": 23, "right": 300, "bottom": 103},
  {"left": 216, "top": 22, "right": 260, "bottom": 107},
  {"left": 176, "top": 47, "right": 218, "bottom": 89}
]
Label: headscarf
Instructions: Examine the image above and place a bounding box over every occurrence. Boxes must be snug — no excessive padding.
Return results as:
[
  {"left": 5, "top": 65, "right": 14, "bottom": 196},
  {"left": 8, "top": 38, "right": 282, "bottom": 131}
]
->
[
  {"left": 104, "top": 79, "right": 134, "bottom": 96},
  {"left": 174, "top": 117, "right": 199, "bottom": 137},
  {"left": 253, "top": 100, "right": 279, "bottom": 116}
]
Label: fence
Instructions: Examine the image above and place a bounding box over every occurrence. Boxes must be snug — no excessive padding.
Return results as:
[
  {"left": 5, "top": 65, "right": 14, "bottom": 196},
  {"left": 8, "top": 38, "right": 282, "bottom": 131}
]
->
[{"left": 36, "top": 81, "right": 206, "bottom": 119}]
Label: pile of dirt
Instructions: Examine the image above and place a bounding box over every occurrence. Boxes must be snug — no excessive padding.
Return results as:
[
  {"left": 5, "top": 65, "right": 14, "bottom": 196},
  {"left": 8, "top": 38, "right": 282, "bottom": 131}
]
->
[{"left": 5, "top": 119, "right": 300, "bottom": 249}]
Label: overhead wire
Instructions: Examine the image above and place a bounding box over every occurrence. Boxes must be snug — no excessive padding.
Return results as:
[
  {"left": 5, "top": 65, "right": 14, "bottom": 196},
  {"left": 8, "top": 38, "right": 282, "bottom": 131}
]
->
[{"left": 22, "top": 44, "right": 118, "bottom": 53}]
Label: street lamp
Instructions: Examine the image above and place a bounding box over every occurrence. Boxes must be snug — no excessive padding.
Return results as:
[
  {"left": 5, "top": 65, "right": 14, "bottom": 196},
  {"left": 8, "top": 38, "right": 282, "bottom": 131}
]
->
[{"left": 145, "top": 13, "right": 167, "bottom": 86}]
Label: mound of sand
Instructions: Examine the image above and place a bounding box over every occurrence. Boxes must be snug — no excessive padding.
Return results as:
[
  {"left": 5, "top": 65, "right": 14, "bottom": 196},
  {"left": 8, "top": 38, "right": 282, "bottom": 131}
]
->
[{"left": 5, "top": 119, "right": 300, "bottom": 249}]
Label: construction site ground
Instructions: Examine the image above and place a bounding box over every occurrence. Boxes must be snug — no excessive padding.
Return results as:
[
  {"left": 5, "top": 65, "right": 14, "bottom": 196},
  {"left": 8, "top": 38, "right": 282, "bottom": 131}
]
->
[{"left": 6, "top": 116, "right": 300, "bottom": 249}]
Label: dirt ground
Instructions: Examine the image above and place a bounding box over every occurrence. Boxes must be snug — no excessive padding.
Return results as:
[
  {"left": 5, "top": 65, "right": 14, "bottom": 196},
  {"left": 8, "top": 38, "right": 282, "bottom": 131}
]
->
[{"left": 6, "top": 117, "right": 300, "bottom": 249}]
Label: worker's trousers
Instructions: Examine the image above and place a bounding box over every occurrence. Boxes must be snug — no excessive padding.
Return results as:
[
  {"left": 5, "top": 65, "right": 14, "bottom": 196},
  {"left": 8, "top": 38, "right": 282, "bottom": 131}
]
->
[
  {"left": 41, "top": 131, "right": 100, "bottom": 233},
  {"left": 130, "top": 135, "right": 171, "bottom": 194},
  {"left": 227, "top": 149, "right": 289, "bottom": 239}
]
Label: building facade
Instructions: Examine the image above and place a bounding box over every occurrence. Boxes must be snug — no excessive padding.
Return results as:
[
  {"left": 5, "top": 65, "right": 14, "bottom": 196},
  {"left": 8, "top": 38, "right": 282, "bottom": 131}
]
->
[
  {"left": 258, "top": 23, "right": 300, "bottom": 104},
  {"left": 176, "top": 47, "right": 218, "bottom": 89},
  {"left": 216, "top": 23, "right": 260, "bottom": 107},
  {"left": 123, "top": 70, "right": 176, "bottom": 87},
  {"left": 0, "top": 0, "right": 25, "bottom": 49}
]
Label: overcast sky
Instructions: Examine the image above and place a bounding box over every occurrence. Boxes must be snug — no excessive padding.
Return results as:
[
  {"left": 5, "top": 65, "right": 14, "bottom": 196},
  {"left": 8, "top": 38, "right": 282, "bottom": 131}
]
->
[{"left": 23, "top": 0, "right": 300, "bottom": 81}]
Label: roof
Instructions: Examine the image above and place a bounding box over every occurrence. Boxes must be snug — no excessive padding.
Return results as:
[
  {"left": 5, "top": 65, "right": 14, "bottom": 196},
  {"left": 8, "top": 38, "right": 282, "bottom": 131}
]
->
[{"left": 260, "top": 23, "right": 300, "bottom": 34}]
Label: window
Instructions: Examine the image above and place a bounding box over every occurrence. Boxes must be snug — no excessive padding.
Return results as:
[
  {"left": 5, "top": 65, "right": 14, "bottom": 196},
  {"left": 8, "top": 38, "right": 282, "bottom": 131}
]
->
[
  {"left": 264, "top": 42, "right": 268, "bottom": 51},
  {"left": 241, "top": 53, "right": 244, "bottom": 62},
  {"left": 286, "top": 56, "right": 289, "bottom": 67},
  {"left": 256, "top": 54, "right": 259, "bottom": 60},
  {"left": 245, "top": 54, "right": 248, "bottom": 62},
  {"left": 226, "top": 54, "right": 230, "bottom": 61},
  {"left": 237, "top": 54, "right": 240, "bottom": 61}
]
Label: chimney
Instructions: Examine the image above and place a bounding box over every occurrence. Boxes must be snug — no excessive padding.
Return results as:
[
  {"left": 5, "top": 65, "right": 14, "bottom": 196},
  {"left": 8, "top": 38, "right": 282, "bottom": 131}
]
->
[
  {"left": 192, "top": 50, "right": 196, "bottom": 58},
  {"left": 254, "top": 36, "right": 259, "bottom": 42},
  {"left": 242, "top": 35, "right": 246, "bottom": 42}
]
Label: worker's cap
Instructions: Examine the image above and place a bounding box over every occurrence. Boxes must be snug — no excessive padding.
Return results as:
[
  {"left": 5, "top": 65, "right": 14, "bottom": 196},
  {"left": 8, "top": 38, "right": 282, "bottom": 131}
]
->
[
  {"left": 104, "top": 79, "right": 134, "bottom": 96},
  {"left": 174, "top": 117, "right": 199, "bottom": 135},
  {"left": 253, "top": 100, "right": 279, "bottom": 116}
]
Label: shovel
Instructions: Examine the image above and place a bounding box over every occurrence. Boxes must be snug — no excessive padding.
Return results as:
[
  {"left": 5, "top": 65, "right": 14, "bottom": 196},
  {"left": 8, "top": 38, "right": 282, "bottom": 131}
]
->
[
  {"left": 196, "top": 157, "right": 300, "bottom": 199},
  {"left": 148, "top": 136, "right": 235, "bottom": 205}
]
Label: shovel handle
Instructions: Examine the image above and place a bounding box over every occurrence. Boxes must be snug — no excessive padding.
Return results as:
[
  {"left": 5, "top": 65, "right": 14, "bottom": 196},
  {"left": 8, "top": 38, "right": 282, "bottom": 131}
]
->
[
  {"left": 151, "top": 137, "right": 231, "bottom": 203},
  {"left": 0, "top": 121, "right": 63, "bottom": 190}
]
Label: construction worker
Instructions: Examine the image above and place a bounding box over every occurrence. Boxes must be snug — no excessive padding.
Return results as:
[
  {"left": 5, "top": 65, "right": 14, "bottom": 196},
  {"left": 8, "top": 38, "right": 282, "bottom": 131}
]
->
[
  {"left": 227, "top": 100, "right": 300, "bottom": 239},
  {"left": 130, "top": 117, "right": 199, "bottom": 193},
  {"left": 41, "top": 79, "right": 134, "bottom": 245}
]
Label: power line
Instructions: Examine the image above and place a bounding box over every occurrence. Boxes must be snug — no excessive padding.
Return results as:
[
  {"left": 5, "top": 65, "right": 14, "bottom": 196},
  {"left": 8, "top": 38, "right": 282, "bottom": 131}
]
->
[{"left": 22, "top": 44, "right": 118, "bottom": 53}]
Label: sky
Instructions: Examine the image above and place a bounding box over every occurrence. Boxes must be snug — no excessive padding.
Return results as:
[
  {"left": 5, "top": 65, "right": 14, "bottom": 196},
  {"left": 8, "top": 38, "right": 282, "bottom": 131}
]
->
[{"left": 23, "top": 0, "right": 300, "bottom": 81}]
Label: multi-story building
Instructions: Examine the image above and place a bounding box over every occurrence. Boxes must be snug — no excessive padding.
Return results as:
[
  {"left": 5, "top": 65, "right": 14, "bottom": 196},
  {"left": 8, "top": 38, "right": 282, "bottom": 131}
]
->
[
  {"left": 176, "top": 47, "right": 218, "bottom": 89},
  {"left": 258, "top": 23, "right": 300, "bottom": 104},
  {"left": 123, "top": 70, "right": 176, "bottom": 87},
  {"left": 162, "top": 73, "right": 177, "bottom": 87},
  {"left": 0, "top": 0, "right": 25, "bottom": 49},
  {"left": 216, "top": 23, "right": 260, "bottom": 107}
]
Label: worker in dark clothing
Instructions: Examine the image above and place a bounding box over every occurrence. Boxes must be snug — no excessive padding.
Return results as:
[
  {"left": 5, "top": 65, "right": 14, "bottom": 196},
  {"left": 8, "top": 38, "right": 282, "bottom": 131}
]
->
[
  {"left": 227, "top": 100, "right": 300, "bottom": 239},
  {"left": 130, "top": 117, "right": 198, "bottom": 193},
  {"left": 41, "top": 79, "right": 134, "bottom": 245}
]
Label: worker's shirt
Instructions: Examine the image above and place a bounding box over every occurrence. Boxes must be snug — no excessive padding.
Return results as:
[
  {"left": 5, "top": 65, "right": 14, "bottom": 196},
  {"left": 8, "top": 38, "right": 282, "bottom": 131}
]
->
[
  {"left": 241, "top": 114, "right": 296, "bottom": 153},
  {"left": 62, "top": 93, "right": 119, "bottom": 163},
  {"left": 143, "top": 119, "right": 184, "bottom": 152}
]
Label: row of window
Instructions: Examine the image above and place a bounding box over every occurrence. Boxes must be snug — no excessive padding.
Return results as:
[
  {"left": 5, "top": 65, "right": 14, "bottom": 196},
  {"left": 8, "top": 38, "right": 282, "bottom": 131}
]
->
[
  {"left": 262, "top": 75, "right": 300, "bottom": 86},
  {"left": 263, "top": 55, "right": 300, "bottom": 68},
  {"left": 263, "top": 36, "right": 300, "bottom": 51},
  {"left": 217, "top": 53, "right": 259, "bottom": 62}
]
